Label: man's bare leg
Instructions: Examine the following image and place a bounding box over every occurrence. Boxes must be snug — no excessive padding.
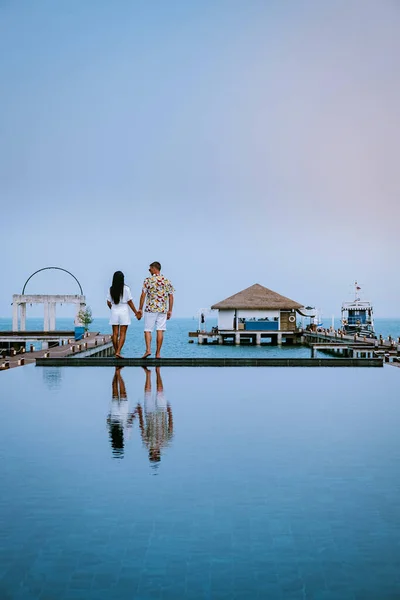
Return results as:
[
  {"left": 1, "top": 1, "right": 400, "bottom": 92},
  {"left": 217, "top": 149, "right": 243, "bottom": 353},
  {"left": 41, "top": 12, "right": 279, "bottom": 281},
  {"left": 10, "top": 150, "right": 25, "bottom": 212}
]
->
[
  {"left": 142, "top": 365, "right": 151, "bottom": 392},
  {"left": 155, "top": 366, "right": 163, "bottom": 390},
  {"left": 143, "top": 331, "right": 152, "bottom": 358},
  {"left": 155, "top": 330, "right": 164, "bottom": 358}
]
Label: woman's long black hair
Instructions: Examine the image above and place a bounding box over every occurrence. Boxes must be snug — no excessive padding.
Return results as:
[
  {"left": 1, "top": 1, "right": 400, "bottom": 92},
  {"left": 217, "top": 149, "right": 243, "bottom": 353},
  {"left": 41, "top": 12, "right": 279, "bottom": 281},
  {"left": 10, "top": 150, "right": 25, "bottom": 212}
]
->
[{"left": 110, "top": 271, "right": 124, "bottom": 304}]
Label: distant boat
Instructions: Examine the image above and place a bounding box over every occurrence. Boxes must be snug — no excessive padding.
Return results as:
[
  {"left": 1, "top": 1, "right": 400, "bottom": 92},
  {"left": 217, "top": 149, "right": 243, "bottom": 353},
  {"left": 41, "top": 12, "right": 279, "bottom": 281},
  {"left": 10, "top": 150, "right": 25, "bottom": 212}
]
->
[{"left": 341, "top": 282, "right": 376, "bottom": 338}]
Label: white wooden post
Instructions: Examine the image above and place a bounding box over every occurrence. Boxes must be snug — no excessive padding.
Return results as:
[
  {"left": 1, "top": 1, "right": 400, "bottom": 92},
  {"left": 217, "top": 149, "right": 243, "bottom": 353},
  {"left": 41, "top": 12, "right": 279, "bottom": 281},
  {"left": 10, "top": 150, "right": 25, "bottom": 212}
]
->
[
  {"left": 12, "top": 302, "right": 19, "bottom": 332},
  {"left": 49, "top": 302, "right": 56, "bottom": 330},
  {"left": 43, "top": 302, "right": 50, "bottom": 331},
  {"left": 20, "top": 303, "right": 27, "bottom": 331}
]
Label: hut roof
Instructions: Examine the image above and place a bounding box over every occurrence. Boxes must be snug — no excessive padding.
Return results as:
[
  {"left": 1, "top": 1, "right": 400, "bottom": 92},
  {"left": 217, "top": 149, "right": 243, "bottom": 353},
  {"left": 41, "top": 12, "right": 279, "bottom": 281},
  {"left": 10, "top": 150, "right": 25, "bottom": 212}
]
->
[{"left": 211, "top": 284, "right": 303, "bottom": 310}]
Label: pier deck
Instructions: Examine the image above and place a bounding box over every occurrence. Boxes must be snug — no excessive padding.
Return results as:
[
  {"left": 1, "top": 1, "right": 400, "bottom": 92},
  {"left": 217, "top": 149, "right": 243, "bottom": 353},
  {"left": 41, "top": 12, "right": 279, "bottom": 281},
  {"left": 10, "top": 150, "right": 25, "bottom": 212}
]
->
[
  {"left": 303, "top": 330, "right": 399, "bottom": 349},
  {"left": 0, "top": 330, "right": 75, "bottom": 341},
  {"left": 0, "top": 332, "right": 113, "bottom": 370},
  {"left": 304, "top": 331, "right": 400, "bottom": 363}
]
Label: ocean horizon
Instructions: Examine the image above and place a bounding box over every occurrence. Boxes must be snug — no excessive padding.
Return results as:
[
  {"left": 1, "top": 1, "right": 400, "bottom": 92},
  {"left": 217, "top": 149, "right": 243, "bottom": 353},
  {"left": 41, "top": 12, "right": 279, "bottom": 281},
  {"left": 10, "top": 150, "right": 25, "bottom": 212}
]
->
[{"left": 1, "top": 316, "right": 399, "bottom": 358}]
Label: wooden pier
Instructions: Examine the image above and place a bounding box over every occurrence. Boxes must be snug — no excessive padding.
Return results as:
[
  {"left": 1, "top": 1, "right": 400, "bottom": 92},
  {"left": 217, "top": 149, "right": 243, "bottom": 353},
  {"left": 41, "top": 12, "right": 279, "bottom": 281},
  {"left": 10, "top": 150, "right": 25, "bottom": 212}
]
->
[
  {"left": 303, "top": 330, "right": 400, "bottom": 364},
  {"left": 188, "top": 327, "right": 400, "bottom": 365},
  {"left": 2, "top": 329, "right": 398, "bottom": 371},
  {"left": 191, "top": 330, "right": 300, "bottom": 346},
  {"left": 0, "top": 331, "right": 113, "bottom": 371},
  {"left": 36, "top": 357, "right": 383, "bottom": 368},
  {"left": 309, "top": 344, "right": 377, "bottom": 359},
  {"left": 0, "top": 330, "right": 75, "bottom": 349}
]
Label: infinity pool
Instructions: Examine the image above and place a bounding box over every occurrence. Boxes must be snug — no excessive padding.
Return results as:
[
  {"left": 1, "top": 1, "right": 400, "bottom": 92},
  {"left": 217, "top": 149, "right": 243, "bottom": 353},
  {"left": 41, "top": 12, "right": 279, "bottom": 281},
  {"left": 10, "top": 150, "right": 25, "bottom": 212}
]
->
[{"left": 1, "top": 365, "right": 399, "bottom": 599}]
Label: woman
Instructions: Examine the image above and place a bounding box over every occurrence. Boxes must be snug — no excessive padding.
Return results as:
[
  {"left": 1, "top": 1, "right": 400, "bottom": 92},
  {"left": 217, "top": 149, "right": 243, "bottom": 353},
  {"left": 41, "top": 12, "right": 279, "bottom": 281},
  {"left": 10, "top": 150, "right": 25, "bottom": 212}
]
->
[
  {"left": 107, "top": 271, "right": 139, "bottom": 358},
  {"left": 107, "top": 366, "right": 140, "bottom": 458}
]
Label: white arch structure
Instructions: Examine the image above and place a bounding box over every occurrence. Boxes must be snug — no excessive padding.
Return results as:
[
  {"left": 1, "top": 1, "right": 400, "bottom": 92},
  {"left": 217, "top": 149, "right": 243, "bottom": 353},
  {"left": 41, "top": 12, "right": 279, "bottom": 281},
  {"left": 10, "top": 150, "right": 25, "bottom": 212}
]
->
[{"left": 12, "top": 267, "right": 86, "bottom": 332}]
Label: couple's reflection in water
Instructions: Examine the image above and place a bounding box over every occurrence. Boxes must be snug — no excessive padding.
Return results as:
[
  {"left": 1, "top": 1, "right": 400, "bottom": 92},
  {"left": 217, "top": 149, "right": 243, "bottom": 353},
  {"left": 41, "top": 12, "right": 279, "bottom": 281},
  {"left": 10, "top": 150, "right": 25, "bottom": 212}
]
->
[{"left": 107, "top": 366, "right": 174, "bottom": 465}]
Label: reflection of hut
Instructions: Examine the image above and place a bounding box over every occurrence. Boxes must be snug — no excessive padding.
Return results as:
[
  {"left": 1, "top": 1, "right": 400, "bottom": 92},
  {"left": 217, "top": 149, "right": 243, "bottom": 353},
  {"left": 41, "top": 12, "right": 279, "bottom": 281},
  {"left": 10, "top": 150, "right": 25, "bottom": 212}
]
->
[{"left": 210, "top": 283, "right": 304, "bottom": 345}]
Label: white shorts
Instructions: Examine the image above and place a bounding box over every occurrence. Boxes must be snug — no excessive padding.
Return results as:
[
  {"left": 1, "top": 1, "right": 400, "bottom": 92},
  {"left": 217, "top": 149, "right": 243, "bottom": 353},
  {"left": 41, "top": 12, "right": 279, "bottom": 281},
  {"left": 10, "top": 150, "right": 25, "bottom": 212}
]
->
[
  {"left": 144, "top": 312, "right": 167, "bottom": 332},
  {"left": 144, "top": 391, "right": 167, "bottom": 413},
  {"left": 109, "top": 306, "right": 131, "bottom": 326}
]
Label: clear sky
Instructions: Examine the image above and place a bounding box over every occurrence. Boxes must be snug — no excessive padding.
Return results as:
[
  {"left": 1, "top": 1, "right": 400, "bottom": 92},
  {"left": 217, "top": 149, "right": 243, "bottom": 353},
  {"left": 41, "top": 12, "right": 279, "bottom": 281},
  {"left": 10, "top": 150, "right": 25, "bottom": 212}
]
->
[{"left": 1, "top": 0, "right": 399, "bottom": 319}]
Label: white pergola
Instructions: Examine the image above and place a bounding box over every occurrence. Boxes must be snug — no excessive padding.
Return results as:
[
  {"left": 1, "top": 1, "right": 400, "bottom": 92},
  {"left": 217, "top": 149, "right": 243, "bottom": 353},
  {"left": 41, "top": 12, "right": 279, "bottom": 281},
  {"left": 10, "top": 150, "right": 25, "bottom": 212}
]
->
[
  {"left": 12, "top": 294, "right": 86, "bottom": 332},
  {"left": 12, "top": 267, "right": 86, "bottom": 332}
]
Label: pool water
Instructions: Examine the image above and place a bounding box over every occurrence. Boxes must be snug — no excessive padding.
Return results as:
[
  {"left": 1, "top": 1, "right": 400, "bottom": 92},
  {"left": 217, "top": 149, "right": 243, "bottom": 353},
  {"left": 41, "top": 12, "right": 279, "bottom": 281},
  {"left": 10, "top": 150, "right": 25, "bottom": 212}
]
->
[{"left": 1, "top": 365, "right": 400, "bottom": 599}]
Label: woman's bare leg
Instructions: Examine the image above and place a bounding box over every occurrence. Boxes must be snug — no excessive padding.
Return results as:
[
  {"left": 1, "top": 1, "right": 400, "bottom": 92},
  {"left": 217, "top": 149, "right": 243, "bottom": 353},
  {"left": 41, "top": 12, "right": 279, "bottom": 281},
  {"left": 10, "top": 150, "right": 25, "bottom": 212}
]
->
[
  {"left": 112, "top": 367, "right": 119, "bottom": 397},
  {"left": 116, "top": 325, "right": 128, "bottom": 357},
  {"left": 112, "top": 325, "right": 119, "bottom": 354},
  {"left": 116, "top": 368, "right": 127, "bottom": 398}
]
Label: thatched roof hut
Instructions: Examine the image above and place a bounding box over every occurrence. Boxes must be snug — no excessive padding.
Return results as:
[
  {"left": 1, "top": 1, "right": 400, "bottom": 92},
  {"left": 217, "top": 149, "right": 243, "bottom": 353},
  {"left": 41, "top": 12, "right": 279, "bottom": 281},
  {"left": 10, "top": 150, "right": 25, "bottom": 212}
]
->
[{"left": 211, "top": 284, "right": 303, "bottom": 311}]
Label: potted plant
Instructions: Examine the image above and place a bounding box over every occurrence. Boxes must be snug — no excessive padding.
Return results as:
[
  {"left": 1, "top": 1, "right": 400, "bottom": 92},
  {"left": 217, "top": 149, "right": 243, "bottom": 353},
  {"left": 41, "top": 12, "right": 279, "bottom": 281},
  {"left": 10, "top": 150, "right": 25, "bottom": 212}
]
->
[{"left": 77, "top": 306, "right": 93, "bottom": 332}]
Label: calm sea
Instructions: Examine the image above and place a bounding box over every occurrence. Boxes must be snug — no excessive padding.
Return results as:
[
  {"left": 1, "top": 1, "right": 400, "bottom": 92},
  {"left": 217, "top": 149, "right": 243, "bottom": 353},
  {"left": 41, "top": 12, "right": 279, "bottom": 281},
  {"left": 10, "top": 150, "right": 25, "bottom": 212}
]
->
[
  {"left": 2, "top": 363, "right": 400, "bottom": 599},
  {"left": 1, "top": 316, "right": 399, "bottom": 357},
  {"left": 1, "top": 324, "right": 400, "bottom": 598}
]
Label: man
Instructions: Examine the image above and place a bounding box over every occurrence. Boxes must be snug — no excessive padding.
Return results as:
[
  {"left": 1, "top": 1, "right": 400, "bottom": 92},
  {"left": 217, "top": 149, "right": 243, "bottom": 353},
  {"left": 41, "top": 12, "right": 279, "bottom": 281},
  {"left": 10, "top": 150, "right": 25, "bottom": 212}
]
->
[
  {"left": 139, "top": 366, "right": 174, "bottom": 464},
  {"left": 138, "top": 261, "right": 174, "bottom": 358}
]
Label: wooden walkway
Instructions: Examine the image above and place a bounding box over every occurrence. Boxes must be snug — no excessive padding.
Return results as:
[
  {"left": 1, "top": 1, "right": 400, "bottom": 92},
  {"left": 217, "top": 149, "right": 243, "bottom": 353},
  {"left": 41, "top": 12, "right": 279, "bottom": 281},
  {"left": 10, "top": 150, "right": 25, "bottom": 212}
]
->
[
  {"left": 0, "top": 332, "right": 113, "bottom": 371},
  {"left": 304, "top": 331, "right": 400, "bottom": 364},
  {"left": 304, "top": 330, "right": 399, "bottom": 349},
  {"left": 390, "top": 361, "right": 400, "bottom": 369},
  {"left": 35, "top": 357, "right": 383, "bottom": 368}
]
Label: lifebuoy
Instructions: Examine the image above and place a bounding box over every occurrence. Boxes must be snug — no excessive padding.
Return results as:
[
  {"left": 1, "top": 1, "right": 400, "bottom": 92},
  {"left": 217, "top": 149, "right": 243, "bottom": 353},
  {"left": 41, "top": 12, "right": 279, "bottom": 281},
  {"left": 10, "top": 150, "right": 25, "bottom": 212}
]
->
[{"left": 288, "top": 315, "right": 296, "bottom": 323}]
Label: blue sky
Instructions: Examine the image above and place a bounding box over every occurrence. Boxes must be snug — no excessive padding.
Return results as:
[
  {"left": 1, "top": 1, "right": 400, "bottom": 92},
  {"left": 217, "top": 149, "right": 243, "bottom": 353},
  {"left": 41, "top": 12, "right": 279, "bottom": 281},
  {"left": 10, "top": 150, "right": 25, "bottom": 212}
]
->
[{"left": 1, "top": 0, "right": 399, "bottom": 319}]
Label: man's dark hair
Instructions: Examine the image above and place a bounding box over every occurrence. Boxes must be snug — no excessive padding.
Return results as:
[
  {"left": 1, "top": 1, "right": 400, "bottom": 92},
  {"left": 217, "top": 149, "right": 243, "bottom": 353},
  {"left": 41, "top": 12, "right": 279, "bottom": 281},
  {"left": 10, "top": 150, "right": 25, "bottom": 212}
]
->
[{"left": 150, "top": 261, "right": 161, "bottom": 271}]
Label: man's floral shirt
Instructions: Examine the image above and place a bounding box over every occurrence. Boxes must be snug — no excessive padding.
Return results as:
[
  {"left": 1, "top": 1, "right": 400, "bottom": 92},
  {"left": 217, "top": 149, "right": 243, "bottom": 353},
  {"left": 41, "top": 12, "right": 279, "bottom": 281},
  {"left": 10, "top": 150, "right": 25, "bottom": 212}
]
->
[{"left": 143, "top": 275, "right": 175, "bottom": 313}]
